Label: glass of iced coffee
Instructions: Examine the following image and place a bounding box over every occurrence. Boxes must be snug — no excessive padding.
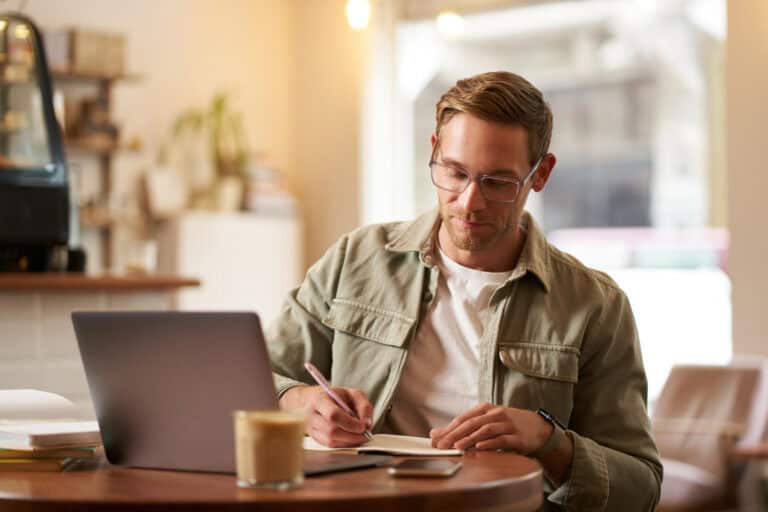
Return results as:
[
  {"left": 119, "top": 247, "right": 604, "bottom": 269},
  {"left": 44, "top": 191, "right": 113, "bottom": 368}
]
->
[{"left": 233, "top": 409, "right": 305, "bottom": 490}]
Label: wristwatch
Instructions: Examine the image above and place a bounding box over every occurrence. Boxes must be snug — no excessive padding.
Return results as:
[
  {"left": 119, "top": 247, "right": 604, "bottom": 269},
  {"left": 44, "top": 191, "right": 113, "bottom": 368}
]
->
[{"left": 529, "top": 408, "right": 566, "bottom": 459}]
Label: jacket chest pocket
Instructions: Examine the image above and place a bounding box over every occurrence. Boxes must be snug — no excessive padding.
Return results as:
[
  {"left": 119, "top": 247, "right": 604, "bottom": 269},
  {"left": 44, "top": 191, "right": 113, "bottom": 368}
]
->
[
  {"left": 324, "top": 298, "right": 415, "bottom": 347},
  {"left": 322, "top": 299, "right": 415, "bottom": 419},
  {"left": 496, "top": 342, "right": 579, "bottom": 425}
]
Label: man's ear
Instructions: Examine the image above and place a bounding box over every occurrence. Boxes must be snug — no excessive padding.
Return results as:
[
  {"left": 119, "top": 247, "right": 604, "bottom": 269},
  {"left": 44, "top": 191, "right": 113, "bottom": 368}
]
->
[
  {"left": 430, "top": 132, "right": 437, "bottom": 148},
  {"left": 532, "top": 153, "right": 556, "bottom": 192}
]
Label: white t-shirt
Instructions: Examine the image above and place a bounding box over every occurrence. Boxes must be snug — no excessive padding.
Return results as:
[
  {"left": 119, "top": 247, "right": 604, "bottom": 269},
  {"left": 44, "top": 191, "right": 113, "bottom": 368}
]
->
[{"left": 388, "top": 248, "right": 514, "bottom": 436}]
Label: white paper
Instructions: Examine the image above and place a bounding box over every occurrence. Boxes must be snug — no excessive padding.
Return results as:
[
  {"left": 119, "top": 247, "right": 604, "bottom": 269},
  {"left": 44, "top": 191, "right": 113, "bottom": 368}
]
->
[
  {"left": 0, "top": 389, "right": 77, "bottom": 422},
  {"left": 303, "top": 434, "right": 462, "bottom": 456},
  {"left": 0, "top": 390, "right": 101, "bottom": 449}
]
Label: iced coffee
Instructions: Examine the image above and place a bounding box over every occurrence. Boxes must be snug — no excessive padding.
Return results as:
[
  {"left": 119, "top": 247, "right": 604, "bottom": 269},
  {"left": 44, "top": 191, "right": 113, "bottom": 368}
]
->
[{"left": 233, "top": 410, "right": 305, "bottom": 490}]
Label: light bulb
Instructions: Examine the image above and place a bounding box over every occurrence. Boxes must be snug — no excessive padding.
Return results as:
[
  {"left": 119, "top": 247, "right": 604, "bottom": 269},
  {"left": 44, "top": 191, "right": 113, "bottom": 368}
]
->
[
  {"left": 14, "top": 24, "right": 30, "bottom": 39},
  {"left": 346, "top": 0, "right": 371, "bottom": 31},
  {"left": 436, "top": 11, "right": 464, "bottom": 39}
]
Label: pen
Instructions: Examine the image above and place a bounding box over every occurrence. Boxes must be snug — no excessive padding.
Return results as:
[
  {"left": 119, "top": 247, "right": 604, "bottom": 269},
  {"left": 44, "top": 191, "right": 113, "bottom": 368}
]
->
[{"left": 303, "top": 361, "right": 374, "bottom": 442}]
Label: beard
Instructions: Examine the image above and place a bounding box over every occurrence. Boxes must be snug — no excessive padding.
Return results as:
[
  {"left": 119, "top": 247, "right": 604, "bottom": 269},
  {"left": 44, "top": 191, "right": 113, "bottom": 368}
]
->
[{"left": 439, "top": 205, "right": 513, "bottom": 252}]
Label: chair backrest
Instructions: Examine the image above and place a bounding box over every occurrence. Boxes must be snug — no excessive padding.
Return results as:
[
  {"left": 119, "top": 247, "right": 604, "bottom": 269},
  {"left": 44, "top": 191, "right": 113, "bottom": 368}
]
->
[{"left": 652, "top": 360, "right": 768, "bottom": 478}]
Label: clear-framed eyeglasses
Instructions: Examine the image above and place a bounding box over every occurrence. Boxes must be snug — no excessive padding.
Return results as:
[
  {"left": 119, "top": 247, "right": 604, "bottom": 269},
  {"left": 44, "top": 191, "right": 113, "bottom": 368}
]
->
[{"left": 429, "top": 153, "right": 544, "bottom": 204}]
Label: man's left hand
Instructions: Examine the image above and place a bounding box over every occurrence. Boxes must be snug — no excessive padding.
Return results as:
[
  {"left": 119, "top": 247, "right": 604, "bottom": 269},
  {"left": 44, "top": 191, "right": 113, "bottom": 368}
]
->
[{"left": 429, "top": 402, "right": 552, "bottom": 453}]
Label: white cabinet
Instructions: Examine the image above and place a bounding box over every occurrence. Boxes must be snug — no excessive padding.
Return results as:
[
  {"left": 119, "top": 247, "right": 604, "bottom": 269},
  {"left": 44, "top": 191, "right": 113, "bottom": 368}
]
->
[{"left": 157, "top": 212, "right": 303, "bottom": 326}]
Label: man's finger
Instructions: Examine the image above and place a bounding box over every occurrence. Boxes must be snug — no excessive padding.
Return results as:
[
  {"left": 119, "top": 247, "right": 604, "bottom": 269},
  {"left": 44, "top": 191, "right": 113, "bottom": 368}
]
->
[
  {"left": 455, "top": 422, "right": 512, "bottom": 450},
  {"left": 435, "top": 412, "right": 508, "bottom": 449},
  {"left": 308, "top": 413, "right": 368, "bottom": 447},
  {"left": 314, "top": 393, "right": 368, "bottom": 433},
  {"left": 447, "top": 402, "right": 493, "bottom": 429},
  {"left": 344, "top": 389, "right": 374, "bottom": 426},
  {"left": 474, "top": 434, "right": 521, "bottom": 452},
  {"left": 431, "top": 403, "right": 493, "bottom": 444}
]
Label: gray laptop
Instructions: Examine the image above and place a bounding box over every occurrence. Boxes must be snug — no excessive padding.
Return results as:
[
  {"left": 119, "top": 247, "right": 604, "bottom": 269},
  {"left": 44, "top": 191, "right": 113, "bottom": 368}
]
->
[{"left": 72, "top": 311, "right": 390, "bottom": 475}]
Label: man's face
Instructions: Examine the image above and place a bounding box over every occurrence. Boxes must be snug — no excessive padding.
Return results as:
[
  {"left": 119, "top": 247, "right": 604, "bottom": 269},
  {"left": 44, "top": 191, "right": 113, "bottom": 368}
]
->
[{"left": 433, "top": 113, "right": 553, "bottom": 265}]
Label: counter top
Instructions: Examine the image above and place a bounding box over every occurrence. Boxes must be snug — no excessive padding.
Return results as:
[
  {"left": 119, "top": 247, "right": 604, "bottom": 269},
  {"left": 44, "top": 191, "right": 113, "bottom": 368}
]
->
[{"left": 0, "top": 273, "right": 200, "bottom": 291}]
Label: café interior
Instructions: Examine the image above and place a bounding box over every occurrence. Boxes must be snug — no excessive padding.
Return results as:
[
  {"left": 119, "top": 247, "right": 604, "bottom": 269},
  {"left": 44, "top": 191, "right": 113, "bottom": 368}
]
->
[{"left": 0, "top": 0, "right": 766, "bottom": 510}]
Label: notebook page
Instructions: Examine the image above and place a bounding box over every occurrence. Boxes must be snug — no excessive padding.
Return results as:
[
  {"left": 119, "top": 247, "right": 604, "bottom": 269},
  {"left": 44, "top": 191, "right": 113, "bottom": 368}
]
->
[{"left": 303, "top": 434, "right": 462, "bottom": 456}]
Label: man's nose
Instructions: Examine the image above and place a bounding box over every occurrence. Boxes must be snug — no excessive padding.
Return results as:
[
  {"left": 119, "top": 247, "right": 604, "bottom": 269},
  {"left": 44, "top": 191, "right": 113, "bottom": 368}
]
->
[{"left": 458, "top": 180, "right": 487, "bottom": 211}]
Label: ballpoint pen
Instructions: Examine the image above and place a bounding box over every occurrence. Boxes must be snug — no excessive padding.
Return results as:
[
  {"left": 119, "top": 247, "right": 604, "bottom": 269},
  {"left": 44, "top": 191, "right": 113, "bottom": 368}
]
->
[{"left": 303, "top": 361, "right": 374, "bottom": 442}]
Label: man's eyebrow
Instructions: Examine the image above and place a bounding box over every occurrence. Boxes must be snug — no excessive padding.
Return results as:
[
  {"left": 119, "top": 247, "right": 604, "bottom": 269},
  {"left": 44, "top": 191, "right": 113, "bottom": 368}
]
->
[{"left": 438, "top": 156, "right": 521, "bottom": 178}]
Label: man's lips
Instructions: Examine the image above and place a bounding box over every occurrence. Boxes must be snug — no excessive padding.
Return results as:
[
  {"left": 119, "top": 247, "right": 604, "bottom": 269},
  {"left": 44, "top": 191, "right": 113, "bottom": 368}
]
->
[{"left": 452, "top": 216, "right": 491, "bottom": 229}]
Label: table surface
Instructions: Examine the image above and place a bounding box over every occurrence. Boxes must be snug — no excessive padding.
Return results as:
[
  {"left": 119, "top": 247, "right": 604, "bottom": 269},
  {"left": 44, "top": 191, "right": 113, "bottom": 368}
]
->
[{"left": 0, "top": 451, "right": 543, "bottom": 512}]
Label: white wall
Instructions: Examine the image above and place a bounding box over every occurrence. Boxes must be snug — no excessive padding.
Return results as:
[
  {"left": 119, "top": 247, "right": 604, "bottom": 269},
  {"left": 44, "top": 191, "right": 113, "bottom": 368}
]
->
[{"left": 727, "top": 1, "right": 768, "bottom": 356}]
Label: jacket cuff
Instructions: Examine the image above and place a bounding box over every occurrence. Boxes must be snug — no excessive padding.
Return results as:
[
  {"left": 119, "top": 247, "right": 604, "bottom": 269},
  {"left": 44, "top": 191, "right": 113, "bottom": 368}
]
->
[
  {"left": 273, "top": 373, "right": 307, "bottom": 400},
  {"left": 548, "top": 430, "right": 610, "bottom": 511}
]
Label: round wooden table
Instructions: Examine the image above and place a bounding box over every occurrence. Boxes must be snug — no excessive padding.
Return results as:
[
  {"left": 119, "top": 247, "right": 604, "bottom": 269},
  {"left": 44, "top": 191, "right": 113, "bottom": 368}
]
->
[{"left": 0, "top": 451, "right": 543, "bottom": 511}]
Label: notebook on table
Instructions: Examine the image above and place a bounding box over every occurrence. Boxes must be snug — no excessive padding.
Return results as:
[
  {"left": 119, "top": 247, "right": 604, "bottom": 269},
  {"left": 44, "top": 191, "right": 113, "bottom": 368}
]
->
[
  {"left": 304, "top": 434, "right": 462, "bottom": 456},
  {"left": 72, "top": 311, "right": 390, "bottom": 476},
  {"left": 0, "top": 389, "right": 101, "bottom": 451}
]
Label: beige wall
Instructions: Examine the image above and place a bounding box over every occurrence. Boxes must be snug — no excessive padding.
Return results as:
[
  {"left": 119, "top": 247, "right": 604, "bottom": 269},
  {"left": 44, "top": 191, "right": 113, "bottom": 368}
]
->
[
  {"left": 292, "top": 0, "right": 368, "bottom": 265},
  {"left": 25, "top": 0, "right": 300, "bottom": 270},
  {"left": 727, "top": 1, "right": 768, "bottom": 356},
  {"left": 26, "top": 0, "right": 364, "bottom": 271},
  {"left": 27, "top": 0, "right": 298, "bottom": 174}
]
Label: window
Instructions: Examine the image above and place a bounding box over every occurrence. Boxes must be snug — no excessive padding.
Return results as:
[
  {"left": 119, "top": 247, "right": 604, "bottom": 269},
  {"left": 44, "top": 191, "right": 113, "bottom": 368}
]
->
[{"left": 363, "top": 0, "right": 728, "bottom": 403}]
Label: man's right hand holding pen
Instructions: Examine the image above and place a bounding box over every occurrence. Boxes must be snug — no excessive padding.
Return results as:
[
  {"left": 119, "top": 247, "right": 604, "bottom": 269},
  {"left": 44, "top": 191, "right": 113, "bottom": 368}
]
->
[{"left": 277, "top": 363, "right": 374, "bottom": 448}]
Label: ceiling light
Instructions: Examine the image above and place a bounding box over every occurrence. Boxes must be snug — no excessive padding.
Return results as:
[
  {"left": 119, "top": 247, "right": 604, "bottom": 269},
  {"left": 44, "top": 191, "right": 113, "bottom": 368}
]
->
[
  {"left": 346, "top": 0, "right": 371, "bottom": 31},
  {"left": 436, "top": 11, "right": 464, "bottom": 39}
]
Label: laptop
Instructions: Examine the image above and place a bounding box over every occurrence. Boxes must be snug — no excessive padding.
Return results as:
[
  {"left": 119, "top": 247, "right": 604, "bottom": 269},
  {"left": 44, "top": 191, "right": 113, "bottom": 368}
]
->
[{"left": 71, "top": 311, "right": 390, "bottom": 475}]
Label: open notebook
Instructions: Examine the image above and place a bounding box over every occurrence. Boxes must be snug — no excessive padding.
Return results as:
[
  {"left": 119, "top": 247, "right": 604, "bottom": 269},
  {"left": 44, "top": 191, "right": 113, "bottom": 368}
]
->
[
  {"left": 304, "top": 434, "right": 462, "bottom": 456},
  {"left": 0, "top": 389, "right": 101, "bottom": 450}
]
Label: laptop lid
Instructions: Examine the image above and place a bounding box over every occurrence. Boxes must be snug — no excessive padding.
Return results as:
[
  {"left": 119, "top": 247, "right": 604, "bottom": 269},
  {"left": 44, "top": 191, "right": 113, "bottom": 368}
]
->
[{"left": 72, "top": 311, "right": 278, "bottom": 473}]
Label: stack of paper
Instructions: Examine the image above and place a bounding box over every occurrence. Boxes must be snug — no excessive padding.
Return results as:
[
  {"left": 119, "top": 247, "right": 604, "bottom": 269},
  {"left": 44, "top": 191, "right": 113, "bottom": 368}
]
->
[{"left": 0, "top": 389, "right": 102, "bottom": 472}]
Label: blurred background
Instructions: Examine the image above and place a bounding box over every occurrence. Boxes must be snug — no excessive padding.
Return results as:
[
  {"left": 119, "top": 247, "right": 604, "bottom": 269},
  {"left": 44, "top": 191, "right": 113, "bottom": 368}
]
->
[{"left": 0, "top": 0, "right": 765, "bottom": 418}]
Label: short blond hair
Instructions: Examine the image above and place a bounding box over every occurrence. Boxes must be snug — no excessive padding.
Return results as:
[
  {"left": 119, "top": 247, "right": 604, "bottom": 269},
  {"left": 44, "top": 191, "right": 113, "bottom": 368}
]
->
[{"left": 435, "top": 71, "right": 553, "bottom": 166}]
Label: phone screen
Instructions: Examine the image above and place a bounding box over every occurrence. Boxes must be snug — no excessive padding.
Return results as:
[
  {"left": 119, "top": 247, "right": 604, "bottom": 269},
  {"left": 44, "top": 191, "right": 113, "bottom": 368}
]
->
[{"left": 387, "top": 458, "right": 462, "bottom": 477}]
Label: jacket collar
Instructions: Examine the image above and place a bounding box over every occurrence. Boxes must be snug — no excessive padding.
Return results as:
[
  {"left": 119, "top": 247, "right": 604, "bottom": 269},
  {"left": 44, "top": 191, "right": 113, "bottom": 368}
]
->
[{"left": 385, "top": 208, "right": 551, "bottom": 292}]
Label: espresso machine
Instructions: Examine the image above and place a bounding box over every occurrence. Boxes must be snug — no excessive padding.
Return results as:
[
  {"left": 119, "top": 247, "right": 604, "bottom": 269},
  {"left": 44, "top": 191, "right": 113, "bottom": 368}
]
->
[{"left": 0, "top": 12, "right": 78, "bottom": 272}]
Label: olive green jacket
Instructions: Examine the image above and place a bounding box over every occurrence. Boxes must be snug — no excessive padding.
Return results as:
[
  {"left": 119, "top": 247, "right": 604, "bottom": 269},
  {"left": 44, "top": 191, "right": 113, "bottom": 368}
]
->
[{"left": 266, "top": 209, "right": 662, "bottom": 511}]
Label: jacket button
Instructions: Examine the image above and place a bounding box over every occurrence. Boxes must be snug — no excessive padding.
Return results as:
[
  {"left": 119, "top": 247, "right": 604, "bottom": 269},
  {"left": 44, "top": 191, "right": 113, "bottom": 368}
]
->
[{"left": 423, "top": 291, "right": 433, "bottom": 302}]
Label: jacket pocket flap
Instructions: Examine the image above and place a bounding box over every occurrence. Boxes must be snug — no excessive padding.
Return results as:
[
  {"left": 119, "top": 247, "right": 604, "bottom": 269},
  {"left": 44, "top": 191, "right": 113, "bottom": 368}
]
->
[
  {"left": 324, "top": 299, "right": 415, "bottom": 347},
  {"left": 497, "top": 343, "right": 580, "bottom": 384}
]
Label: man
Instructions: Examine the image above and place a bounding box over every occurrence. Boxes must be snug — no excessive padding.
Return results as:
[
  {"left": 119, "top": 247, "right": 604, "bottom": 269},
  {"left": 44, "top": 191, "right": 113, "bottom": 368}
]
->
[{"left": 266, "top": 71, "right": 662, "bottom": 510}]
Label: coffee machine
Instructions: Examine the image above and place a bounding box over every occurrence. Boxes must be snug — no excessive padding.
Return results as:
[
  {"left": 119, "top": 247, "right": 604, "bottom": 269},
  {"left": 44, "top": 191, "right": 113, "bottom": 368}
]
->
[{"left": 0, "top": 13, "right": 75, "bottom": 272}]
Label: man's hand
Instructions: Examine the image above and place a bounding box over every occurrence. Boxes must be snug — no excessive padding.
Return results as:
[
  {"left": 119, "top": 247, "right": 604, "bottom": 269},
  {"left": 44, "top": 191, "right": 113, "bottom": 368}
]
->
[
  {"left": 430, "top": 402, "right": 551, "bottom": 452},
  {"left": 430, "top": 402, "right": 574, "bottom": 485},
  {"left": 279, "top": 385, "right": 373, "bottom": 448}
]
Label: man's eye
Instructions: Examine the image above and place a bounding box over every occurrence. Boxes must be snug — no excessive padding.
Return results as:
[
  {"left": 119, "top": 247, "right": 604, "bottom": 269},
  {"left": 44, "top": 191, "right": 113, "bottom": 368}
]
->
[
  {"left": 446, "top": 168, "right": 467, "bottom": 180},
  {"left": 484, "top": 179, "right": 514, "bottom": 189}
]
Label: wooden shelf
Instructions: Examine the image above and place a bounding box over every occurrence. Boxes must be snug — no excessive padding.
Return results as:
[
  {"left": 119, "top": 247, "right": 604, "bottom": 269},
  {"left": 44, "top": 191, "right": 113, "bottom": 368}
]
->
[
  {"left": 51, "top": 69, "right": 141, "bottom": 83},
  {"left": 51, "top": 67, "right": 143, "bottom": 271},
  {"left": 0, "top": 273, "right": 199, "bottom": 291},
  {"left": 79, "top": 204, "right": 112, "bottom": 229},
  {"left": 64, "top": 137, "right": 139, "bottom": 156}
]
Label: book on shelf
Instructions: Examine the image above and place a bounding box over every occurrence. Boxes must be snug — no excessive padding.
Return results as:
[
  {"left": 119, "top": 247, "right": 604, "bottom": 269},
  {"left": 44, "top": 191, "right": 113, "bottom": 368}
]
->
[
  {"left": 0, "top": 446, "right": 98, "bottom": 459},
  {"left": 303, "top": 434, "right": 462, "bottom": 456},
  {"left": 0, "top": 389, "right": 101, "bottom": 451},
  {"left": 0, "top": 457, "right": 74, "bottom": 472}
]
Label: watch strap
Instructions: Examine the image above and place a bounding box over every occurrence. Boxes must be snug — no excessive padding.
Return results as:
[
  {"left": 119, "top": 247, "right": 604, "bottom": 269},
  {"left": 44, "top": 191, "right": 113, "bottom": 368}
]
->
[{"left": 530, "top": 408, "right": 566, "bottom": 459}]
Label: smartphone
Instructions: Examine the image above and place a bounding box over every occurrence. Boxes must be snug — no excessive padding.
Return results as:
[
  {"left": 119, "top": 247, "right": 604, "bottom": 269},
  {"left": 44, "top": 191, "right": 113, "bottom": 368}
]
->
[{"left": 387, "top": 459, "right": 463, "bottom": 478}]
